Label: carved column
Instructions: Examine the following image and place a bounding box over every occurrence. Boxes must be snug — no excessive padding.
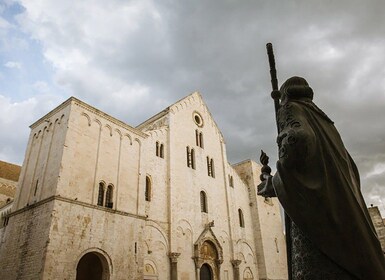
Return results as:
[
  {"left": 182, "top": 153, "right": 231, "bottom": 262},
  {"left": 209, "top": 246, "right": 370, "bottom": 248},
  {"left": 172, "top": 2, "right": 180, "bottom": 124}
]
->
[
  {"left": 169, "top": 252, "right": 180, "bottom": 280},
  {"left": 231, "top": 259, "right": 242, "bottom": 280}
]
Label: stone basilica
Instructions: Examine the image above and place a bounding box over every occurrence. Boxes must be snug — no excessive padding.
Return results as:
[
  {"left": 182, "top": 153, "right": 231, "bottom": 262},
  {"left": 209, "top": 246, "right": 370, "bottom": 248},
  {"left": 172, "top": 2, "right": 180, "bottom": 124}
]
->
[{"left": 0, "top": 92, "right": 287, "bottom": 280}]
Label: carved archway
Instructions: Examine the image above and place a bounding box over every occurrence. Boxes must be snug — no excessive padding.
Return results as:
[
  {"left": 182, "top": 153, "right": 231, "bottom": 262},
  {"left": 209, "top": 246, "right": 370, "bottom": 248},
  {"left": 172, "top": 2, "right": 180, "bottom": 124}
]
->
[
  {"left": 243, "top": 267, "right": 254, "bottom": 280},
  {"left": 193, "top": 222, "right": 223, "bottom": 280},
  {"left": 143, "top": 260, "right": 158, "bottom": 280}
]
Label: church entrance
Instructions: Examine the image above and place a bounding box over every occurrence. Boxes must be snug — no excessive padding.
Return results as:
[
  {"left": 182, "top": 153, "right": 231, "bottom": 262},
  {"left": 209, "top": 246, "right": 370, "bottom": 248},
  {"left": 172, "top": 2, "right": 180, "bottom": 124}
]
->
[
  {"left": 200, "top": 263, "right": 213, "bottom": 280},
  {"left": 76, "top": 252, "right": 109, "bottom": 280}
]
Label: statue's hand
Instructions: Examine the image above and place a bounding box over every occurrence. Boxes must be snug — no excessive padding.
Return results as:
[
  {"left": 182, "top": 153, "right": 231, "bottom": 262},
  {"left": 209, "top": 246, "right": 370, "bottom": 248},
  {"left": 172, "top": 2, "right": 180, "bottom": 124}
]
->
[{"left": 257, "top": 176, "right": 277, "bottom": 198}]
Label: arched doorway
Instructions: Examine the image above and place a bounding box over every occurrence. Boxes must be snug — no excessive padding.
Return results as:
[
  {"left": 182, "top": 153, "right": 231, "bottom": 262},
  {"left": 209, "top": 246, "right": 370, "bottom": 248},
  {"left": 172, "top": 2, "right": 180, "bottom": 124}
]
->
[
  {"left": 76, "top": 252, "right": 109, "bottom": 280},
  {"left": 200, "top": 263, "right": 213, "bottom": 280}
]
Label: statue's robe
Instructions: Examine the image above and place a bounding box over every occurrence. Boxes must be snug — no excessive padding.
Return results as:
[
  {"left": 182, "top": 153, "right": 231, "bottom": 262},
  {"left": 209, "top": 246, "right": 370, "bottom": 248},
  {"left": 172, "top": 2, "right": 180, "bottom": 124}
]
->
[{"left": 272, "top": 99, "right": 385, "bottom": 280}]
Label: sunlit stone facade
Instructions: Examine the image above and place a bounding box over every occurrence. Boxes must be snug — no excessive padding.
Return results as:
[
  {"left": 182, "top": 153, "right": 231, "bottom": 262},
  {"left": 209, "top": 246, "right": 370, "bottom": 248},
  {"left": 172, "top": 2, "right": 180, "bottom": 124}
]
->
[{"left": 0, "top": 93, "right": 287, "bottom": 280}]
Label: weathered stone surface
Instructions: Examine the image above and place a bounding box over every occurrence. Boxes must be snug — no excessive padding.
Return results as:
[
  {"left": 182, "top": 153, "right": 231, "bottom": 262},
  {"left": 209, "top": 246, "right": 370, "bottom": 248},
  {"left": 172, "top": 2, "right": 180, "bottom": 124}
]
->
[{"left": 0, "top": 93, "right": 288, "bottom": 280}]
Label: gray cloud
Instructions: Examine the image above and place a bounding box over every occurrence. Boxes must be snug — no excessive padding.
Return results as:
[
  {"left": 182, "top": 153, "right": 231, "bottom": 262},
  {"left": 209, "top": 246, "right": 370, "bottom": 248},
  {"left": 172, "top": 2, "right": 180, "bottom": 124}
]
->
[{"left": 2, "top": 0, "right": 385, "bottom": 213}]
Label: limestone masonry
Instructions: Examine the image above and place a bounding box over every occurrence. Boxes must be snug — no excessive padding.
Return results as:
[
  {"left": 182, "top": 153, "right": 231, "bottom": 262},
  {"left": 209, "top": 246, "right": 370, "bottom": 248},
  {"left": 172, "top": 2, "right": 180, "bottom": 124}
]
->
[{"left": 0, "top": 93, "right": 288, "bottom": 280}]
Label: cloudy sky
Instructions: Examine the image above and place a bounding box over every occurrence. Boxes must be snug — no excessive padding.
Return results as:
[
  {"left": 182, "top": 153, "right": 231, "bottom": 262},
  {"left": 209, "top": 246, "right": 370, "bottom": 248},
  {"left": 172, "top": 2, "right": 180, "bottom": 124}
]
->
[{"left": 1, "top": 0, "right": 385, "bottom": 213}]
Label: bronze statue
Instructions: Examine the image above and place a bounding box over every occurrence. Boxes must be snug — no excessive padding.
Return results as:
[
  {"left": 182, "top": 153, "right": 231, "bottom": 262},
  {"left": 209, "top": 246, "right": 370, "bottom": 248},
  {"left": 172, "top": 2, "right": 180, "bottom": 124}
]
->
[{"left": 258, "top": 75, "right": 385, "bottom": 279}]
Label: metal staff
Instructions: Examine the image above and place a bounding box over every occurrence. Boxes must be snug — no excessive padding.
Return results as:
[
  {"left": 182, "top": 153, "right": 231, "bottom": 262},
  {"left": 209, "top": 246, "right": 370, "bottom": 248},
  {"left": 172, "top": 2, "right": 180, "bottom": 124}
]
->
[
  {"left": 266, "top": 43, "right": 281, "bottom": 132},
  {"left": 264, "top": 43, "right": 293, "bottom": 280}
]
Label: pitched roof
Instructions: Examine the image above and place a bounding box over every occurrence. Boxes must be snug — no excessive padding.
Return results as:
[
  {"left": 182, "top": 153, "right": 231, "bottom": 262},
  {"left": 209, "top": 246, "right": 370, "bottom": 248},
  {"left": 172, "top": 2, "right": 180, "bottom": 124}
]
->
[{"left": 0, "top": 160, "right": 21, "bottom": 182}]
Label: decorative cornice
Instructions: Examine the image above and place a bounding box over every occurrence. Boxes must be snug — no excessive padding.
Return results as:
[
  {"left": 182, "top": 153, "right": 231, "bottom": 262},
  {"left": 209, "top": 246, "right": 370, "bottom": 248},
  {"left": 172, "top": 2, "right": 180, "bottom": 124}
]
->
[
  {"left": 74, "top": 100, "right": 147, "bottom": 138},
  {"left": 30, "top": 97, "right": 73, "bottom": 129},
  {"left": 9, "top": 195, "right": 147, "bottom": 220}
]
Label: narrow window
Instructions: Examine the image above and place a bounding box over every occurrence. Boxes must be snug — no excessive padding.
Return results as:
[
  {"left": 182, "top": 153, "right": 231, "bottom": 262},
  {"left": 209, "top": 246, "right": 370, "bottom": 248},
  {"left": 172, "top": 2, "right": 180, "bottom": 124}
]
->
[
  {"left": 105, "top": 184, "right": 113, "bottom": 208},
  {"left": 97, "top": 182, "right": 105, "bottom": 206},
  {"left": 207, "top": 157, "right": 211, "bottom": 176},
  {"left": 238, "top": 209, "right": 245, "bottom": 228},
  {"left": 156, "top": 142, "right": 159, "bottom": 157},
  {"left": 187, "top": 147, "right": 191, "bottom": 167},
  {"left": 200, "top": 191, "right": 208, "bottom": 213},
  {"left": 196, "top": 129, "right": 199, "bottom": 146},
  {"left": 191, "top": 148, "right": 196, "bottom": 169},
  {"left": 145, "top": 176, "right": 151, "bottom": 202},
  {"left": 160, "top": 144, "right": 164, "bottom": 158},
  {"left": 4, "top": 216, "right": 9, "bottom": 227},
  {"left": 199, "top": 132, "right": 204, "bottom": 148},
  {"left": 2, "top": 212, "right": 10, "bottom": 227},
  {"left": 34, "top": 179, "right": 39, "bottom": 196},
  {"left": 210, "top": 159, "right": 215, "bottom": 178},
  {"left": 229, "top": 175, "right": 234, "bottom": 187}
]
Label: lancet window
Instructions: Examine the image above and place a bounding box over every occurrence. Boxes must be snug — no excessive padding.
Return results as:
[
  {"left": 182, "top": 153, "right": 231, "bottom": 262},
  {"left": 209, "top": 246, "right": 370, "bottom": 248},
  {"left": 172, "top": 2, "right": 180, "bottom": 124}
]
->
[
  {"left": 145, "top": 176, "right": 152, "bottom": 202},
  {"left": 200, "top": 191, "right": 208, "bottom": 213}
]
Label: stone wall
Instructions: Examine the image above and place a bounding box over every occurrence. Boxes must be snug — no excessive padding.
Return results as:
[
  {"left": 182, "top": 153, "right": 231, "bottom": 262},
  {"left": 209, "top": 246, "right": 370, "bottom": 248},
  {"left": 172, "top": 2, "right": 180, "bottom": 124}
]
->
[
  {"left": 233, "top": 160, "right": 288, "bottom": 280},
  {"left": 43, "top": 198, "right": 146, "bottom": 280},
  {"left": 0, "top": 199, "right": 54, "bottom": 279}
]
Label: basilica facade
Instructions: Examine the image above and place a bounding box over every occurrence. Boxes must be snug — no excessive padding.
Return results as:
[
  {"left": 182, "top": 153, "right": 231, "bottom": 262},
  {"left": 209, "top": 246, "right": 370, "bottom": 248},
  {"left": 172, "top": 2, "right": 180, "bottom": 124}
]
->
[{"left": 0, "top": 92, "right": 287, "bottom": 280}]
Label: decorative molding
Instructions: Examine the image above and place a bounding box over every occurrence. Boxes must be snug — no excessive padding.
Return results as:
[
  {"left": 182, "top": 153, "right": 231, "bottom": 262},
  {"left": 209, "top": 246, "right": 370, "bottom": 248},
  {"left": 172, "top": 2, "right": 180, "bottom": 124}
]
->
[
  {"left": 231, "top": 259, "right": 242, "bottom": 268},
  {"left": 168, "top": 252, "right": 181, "bottom": 263}
]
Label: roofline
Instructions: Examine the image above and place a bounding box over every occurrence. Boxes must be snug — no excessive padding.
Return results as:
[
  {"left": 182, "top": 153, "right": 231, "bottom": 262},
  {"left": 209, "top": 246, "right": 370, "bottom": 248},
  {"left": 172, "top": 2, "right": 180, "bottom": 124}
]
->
[
  {"left": 30, "top": 97, "right": 147, "bottom": 138},
  {"left": 136, "top": 91, "right": 201, "bottom": 129}
]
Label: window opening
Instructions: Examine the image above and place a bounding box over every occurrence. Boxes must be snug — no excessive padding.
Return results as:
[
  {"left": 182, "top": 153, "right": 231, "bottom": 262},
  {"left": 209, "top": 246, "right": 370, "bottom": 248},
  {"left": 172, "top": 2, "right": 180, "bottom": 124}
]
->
[
  {"left": 187, "top": 147, "right": 191, "bottom": 167},
  {"left": 105, "top": 184, "right": 113, "bottom": 208},
  {"left": 229, "top": 175, "right": 234, "bottom": 187},
  {"left": 97, "top": 182, "right": 105, "bottom": 206},
  {"left": 210, "top": 159, "right": 215, "bottom": 178},
  {"left": 191, "top": 148, "right": 196, "bottom": 169},
  {"left": 160, "top": 144, "right": 164, "bottom": 158},
  {"left": 238, "top": 209, "right": 245, "bottom": 228},
  {"left": 200, "top": 191, "right": 208, "bottom": 213},
  {"left": 145, "top": 176, "right": 151, "bottom": 201},
  {"left": 34, "top": 179, "right": 39, "bottom": 196}
]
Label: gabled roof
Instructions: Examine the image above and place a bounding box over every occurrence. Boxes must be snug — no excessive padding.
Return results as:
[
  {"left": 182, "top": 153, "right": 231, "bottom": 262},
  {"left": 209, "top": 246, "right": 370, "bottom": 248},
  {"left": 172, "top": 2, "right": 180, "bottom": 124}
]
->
[
  {"left": 136, "top": 92, "right": 224, "bottom": 140},
  {"left": 0, "top": 160, "right": 21, "bottom": 182}
]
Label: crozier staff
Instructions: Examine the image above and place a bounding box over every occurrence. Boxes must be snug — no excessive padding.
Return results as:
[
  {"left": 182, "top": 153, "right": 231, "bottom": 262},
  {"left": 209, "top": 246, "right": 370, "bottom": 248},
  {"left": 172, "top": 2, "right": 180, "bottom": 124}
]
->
[{"left": 258, "top": 76, "right": 385, "bottom": 279}]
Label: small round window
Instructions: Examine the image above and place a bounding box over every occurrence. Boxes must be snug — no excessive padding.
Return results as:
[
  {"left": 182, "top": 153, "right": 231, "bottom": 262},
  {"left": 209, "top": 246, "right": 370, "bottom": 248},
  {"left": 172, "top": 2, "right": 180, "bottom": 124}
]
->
[{"left": 193, "top": 112, "right": 203, "bottom": 127}]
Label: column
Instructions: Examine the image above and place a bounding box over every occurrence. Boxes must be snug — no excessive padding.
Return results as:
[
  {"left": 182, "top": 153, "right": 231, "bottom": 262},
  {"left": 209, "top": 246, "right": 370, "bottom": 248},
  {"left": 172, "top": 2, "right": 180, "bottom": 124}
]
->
[
  {"left": 169, "top": 252, "right": 181, "bottom": 280},
  {"left": 231, "top": 259, "right": 242, "bottom": 280}
]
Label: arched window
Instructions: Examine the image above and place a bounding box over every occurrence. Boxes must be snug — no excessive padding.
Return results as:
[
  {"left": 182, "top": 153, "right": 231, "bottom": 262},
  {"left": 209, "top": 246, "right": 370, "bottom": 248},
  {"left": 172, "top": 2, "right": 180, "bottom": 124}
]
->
[
  {"left": 187, "top": 146, "right": 191, "bottom": 167},
  {"left": 156, "top": 141, "right": 159, "bottom": 157},
  {"left": 191, "top": 148, "right": 196, "bottom": 169},
  {"left": 229, "top": 175, "right": 234, "bottom": 187},
  {"left": 196, "top": 130, "right": 204, "bottom": 148},
  {"left": 238, "top": 208, "right": 245, "bottom": 228},
  {"left": 105, "top": 184, "right": 113, "bottom": 208},
  {"left": 160, "top": 144, "right": 164, "bottom": 158},
  {"left": 97, "top": 182, "right": 105, "bottom": 206},
  {"left": 207, "top": 157, "right": 211, "bottom": 176},
  {"left": 210, "top": 158, "right": 215, "bottom": 178},
  {"left": 200, "top": 191, "right": 208, "bottom": 213},
  {"left": 207, "top": 157, "right": 215, "bottom": 177},
  {"left": 145, "top": 176, "right": 151, "bottom": 202}
]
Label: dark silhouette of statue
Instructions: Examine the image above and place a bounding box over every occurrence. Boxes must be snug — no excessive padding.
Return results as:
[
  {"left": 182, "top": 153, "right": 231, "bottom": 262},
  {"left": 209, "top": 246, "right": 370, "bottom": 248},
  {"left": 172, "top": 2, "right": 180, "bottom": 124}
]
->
[{"left": 258, "top": 76, "right": 385, "bottom": 280}]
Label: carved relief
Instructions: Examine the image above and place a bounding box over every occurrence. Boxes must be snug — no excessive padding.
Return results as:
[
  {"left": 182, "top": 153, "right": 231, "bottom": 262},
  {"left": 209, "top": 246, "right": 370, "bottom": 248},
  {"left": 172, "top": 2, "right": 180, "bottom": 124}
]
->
[
  {"left": 144, "top": 116, "right": 169, "bottom": 132},
  {"left": 193, "top": 224, "right": 223, "bottom": 280}
]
